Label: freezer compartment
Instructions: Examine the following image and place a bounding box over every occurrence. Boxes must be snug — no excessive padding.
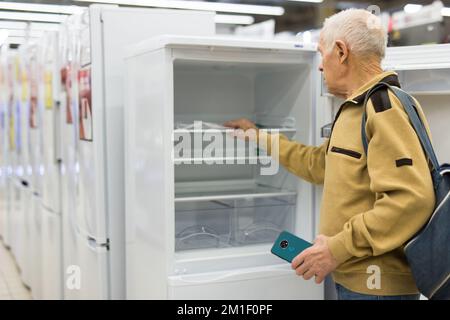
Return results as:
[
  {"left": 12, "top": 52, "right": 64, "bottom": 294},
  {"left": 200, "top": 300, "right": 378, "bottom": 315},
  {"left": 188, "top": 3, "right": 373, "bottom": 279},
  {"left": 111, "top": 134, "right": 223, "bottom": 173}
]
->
[
  {"left": 175, "top": 183, "right": 296, "bottom": 252},
  {"left": 41, "top": 207, "right": 62, "bottom": 299},
  {"left": 173, "top": 59, "right": 309, "bottom": 137},
  {"left": 30, "top": 194, "right": 43, "bottom": 299}
]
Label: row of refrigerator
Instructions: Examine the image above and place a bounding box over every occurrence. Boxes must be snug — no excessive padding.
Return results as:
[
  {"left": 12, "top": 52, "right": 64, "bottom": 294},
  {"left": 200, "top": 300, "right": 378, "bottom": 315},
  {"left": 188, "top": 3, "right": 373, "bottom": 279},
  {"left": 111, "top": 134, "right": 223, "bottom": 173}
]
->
[
  {"left": 0, "top": 5, "right": 215, "bottom": 299},
  {"left": 1, "top": 4, "right": 450, "bottom": 300}
]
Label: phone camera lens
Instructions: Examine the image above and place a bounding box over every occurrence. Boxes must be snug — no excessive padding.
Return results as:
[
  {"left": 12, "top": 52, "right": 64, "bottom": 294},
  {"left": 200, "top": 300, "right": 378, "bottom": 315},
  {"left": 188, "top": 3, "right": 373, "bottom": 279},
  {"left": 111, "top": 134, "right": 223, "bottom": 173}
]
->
[{"left": 280, "top": 240, "right": 288, "bottom": 249}]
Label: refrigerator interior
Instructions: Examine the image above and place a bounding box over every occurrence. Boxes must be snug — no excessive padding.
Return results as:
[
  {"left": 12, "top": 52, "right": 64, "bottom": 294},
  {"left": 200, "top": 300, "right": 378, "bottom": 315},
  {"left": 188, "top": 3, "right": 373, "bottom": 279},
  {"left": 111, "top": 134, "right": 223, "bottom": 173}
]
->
[{"left": 172, "top": 59, "right": 316, "bottom": 272}]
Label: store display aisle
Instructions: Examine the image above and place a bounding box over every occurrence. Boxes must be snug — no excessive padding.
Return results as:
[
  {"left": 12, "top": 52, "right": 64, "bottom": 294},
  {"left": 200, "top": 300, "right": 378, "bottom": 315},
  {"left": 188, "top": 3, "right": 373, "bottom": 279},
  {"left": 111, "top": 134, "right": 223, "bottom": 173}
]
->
[{"left": 0, "top": 241, "right": 32, "bottom": 300}]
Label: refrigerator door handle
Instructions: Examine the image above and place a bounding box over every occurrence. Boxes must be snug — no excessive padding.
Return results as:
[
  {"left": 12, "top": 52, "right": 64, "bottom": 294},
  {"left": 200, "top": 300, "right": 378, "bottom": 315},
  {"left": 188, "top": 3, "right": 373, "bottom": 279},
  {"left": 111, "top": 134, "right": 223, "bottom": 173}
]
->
[{"left": 169, "top": 265, "right": 294, "bottom": 285}]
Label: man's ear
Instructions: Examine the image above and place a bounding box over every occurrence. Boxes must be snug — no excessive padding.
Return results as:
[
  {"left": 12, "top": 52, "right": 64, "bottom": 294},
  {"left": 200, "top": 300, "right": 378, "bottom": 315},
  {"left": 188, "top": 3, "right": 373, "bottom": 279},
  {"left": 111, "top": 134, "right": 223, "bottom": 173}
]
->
[{"left": 334, "top": 40, "right": 349, "bottom": 64}]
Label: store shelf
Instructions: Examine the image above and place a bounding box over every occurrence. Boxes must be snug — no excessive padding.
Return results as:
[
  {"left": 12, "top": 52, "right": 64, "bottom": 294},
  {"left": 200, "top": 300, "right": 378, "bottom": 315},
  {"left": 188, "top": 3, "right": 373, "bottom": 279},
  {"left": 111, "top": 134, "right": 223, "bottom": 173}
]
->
[{"left": 174, "top": 127, "right": 296, "bottom": 135}]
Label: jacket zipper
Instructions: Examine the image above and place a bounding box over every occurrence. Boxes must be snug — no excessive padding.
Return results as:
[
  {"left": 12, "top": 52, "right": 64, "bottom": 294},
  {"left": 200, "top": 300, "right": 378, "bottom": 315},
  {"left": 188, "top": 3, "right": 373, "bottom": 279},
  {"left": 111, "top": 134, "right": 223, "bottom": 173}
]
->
[{"left": 331, "top": 146, "right": 362, "bottom": 159}]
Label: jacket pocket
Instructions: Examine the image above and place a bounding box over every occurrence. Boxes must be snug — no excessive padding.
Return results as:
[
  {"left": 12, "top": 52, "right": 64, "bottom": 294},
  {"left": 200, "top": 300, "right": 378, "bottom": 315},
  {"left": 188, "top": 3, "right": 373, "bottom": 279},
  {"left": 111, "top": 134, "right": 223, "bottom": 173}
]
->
[{"left": 330, "top": 146, "right": 362, "bottom": 159}]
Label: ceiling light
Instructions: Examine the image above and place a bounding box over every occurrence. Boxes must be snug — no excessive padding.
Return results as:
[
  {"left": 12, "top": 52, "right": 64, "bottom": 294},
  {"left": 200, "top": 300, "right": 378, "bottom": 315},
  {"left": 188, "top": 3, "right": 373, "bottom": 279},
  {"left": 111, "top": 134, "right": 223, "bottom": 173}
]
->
[
  {"left": 74, "top": 0, "right": 285, "bottom": 16},
  {"left": 0, "top": 11, "right": 67, "bottom": 23},
  {"left": 215, "top": 14, "right": 254, "bottom": 25},
  {"left": 0, "top": 2, "right": 84, "bottom": 15},
  {"left": 404, "top": 4, "right": 423, "bottom": 14}
]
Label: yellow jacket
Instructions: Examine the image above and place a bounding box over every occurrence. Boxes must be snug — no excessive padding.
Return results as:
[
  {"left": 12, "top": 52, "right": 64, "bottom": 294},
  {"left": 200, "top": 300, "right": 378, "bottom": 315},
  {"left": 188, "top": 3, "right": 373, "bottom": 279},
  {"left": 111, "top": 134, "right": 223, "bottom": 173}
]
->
[{"left": 267, "top": 71, "right": 435, "bottom": 295}]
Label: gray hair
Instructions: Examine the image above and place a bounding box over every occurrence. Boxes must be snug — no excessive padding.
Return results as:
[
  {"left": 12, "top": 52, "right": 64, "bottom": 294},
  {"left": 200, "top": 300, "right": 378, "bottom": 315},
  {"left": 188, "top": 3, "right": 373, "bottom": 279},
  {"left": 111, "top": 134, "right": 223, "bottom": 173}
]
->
[{"left": 321, "top": 9, "right": 388, "bottom": 59}]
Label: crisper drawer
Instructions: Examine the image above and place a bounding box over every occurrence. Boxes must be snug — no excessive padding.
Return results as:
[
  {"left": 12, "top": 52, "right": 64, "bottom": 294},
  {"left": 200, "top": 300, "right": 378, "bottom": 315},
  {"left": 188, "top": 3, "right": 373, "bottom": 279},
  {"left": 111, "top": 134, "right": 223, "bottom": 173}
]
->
[
  {"left": 227, "top": 197, "right": 296, "bottom": 246},
  {"left": 175, "top": 194, "right": 296, "bottom": 251},
  {"left": 175, "top": 201, "right": 233, "bottom": 251}
]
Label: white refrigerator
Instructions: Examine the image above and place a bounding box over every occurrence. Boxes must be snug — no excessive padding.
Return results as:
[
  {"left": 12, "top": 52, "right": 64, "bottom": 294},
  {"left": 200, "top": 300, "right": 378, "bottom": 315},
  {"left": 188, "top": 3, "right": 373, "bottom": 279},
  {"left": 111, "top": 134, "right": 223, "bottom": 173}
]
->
[
  {"left": 0, "top": 44, "right": 9, "bottom": 245},
  {"left": 124, "top": 36, "right": 450, "bottom": 299},
  {"left": 15, "top": 46, "right": 33, "bottom": 289},
  {"left": 59, "top": 5, "right": 215, "bottom": 300},
  {"left": 124, "top": 35, "right": 323, "bottom": 299},
  {"left": 38, "top": 30, "right": 63, "bottom": 299},
  {"left": 26, "top": 42, "right": 46, "bottom": 299}
]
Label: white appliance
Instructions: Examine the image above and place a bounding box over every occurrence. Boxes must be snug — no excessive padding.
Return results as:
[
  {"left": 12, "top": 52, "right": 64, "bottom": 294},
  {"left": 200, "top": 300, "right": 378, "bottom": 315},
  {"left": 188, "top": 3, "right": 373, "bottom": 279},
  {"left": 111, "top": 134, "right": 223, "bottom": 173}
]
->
[
  {"left": 39, "top": 30, "right": 63, "bottom": 299},
  {"left": 59, "top": 5, "right": 215, "bottom": 300},
  {"left": 382, "top": 44, "right": 450, "bottom": 164},
  {"left": 124, "top": 36, "right": 450, "bottom": 300},
  {"left": 124, "top": 35, "right": 323, "bottom": 299},
  {"left": 27, "top": 42, "right": 45, "bottom": 300},
  {"left": 0, "top": 44, "right": 10, "bottom": 244},
  {"left": 16, "top": 46, "right": 33, "bottom": 288}
]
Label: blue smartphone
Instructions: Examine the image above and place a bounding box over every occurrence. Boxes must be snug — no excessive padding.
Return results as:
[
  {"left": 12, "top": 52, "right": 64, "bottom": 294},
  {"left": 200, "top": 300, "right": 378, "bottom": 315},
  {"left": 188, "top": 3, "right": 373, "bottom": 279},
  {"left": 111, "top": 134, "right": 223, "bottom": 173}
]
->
[{"left": 271, "top": 231, "right": 313, "bottom": 263}]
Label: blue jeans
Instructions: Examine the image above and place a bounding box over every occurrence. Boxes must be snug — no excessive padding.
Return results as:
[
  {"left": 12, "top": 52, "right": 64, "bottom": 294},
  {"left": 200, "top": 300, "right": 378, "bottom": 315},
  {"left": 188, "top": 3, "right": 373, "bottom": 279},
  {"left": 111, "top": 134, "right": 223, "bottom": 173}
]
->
[{"left": 335, "top": 284, "right": 420, "bottom": 300}]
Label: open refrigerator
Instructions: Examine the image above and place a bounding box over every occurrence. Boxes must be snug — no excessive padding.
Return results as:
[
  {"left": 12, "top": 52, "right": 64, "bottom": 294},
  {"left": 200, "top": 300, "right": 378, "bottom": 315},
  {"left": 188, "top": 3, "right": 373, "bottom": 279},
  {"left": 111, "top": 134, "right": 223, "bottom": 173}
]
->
[
  {"left": 59, "top": 5, "right": 215, "bottom": 300},
  {"left": 124, "top": 36, "right": 450, "bottom": 299},
  {"left": 124, "top": 36, "right": 323, "bottom": 299}
]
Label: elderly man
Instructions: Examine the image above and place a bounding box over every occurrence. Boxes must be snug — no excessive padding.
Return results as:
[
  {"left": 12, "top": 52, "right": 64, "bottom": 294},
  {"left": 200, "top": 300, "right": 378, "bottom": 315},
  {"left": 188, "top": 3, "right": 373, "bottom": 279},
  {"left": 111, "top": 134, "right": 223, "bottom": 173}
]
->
[{"left": 224, "top": 9, "right": 435, "bottom": 300}]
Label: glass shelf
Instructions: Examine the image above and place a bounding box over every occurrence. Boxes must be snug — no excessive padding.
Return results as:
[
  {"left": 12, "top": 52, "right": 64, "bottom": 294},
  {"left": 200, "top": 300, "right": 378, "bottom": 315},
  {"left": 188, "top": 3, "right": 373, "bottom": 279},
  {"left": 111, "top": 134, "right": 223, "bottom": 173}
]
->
[
  {"left": 175, "top": 182, "right": 296, "bottom": 202},
  {"left": 173, "top": 155, "right": 272, "bottom": 165}
]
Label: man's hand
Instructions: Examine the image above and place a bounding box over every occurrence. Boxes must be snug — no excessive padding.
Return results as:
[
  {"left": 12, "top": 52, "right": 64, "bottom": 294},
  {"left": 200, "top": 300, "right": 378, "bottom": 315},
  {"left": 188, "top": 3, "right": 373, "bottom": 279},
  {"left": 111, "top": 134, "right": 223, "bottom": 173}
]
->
[
  {"left": 291, "top": 235, "right": 338, "bottom": 284},
  {"left": 223, "top": 118, "right": 259, "bottom": 141},
  {"left": 223, "top": 118, "right": 257, "bottom": 131}
]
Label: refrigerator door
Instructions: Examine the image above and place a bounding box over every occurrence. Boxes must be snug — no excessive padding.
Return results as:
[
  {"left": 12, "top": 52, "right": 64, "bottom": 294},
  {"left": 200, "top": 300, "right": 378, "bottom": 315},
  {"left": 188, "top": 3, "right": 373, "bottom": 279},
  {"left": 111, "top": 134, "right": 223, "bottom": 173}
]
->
[
  {"left": 20, "top": 184, "right": 32, "bottom": 287},
  {"left": 3, "top": 176, "right": 12, "bottom": 247},
  {"left": 62, "top": 161, "right": 108, "bottom": 300},
  {"left": 30, "top": 192, "right": 43, "bottom": 300},
  {"left": 41, "top": 31, "right": 61, "bottom": 212},
  {"left": 87, "top": 6, "right": 215, "bottom": 299},
  {"left": 168, "top": 264, "right": 323, "bottom": 299},
  {"left": 72, "top": 230, "right": 109, "bottom": 300},
  {"left": 28, "top": 51, "right": 44, "bottom": 197},
  {"left": 61, "top": 188, "right": 81, "bottom": 300},
  {"left": 41, "top": 206, "right": 62, "bottom": 299},
  {"left": 10, "top": 177, "right": 22, "bottom": 258}
]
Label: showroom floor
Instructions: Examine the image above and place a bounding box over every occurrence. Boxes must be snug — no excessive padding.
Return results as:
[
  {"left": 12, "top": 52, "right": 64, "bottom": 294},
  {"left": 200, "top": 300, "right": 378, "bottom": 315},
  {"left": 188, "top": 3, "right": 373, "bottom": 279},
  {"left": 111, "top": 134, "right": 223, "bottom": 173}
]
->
[{"left": 0, "top": 242, "right": 32, "bottom": 300}]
